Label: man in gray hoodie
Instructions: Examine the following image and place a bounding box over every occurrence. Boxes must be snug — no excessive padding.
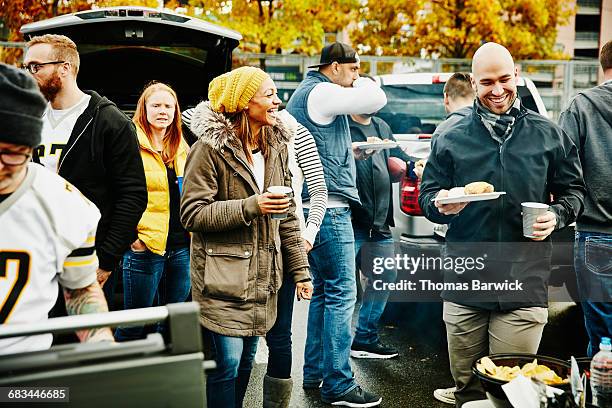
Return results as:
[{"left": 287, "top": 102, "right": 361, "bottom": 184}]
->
[{"left": 559, "top": 40, "right": 612, "bottom": 357}]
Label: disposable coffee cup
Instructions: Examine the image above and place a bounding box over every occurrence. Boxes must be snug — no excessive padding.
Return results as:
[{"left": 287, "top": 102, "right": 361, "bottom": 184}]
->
[
  {"left": 267, "top": 186, "right": 293, "bottom": 219},
  {"left": 521, "top": 202, "right": 549, "bottom": 238}
]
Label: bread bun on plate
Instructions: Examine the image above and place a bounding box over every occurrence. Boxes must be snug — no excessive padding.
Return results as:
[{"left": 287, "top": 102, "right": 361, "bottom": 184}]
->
[{"left": 465, "top": 182, "right": 494, "bottom": 195}]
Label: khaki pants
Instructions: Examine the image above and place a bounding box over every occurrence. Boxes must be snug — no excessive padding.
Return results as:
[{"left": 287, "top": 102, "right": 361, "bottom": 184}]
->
[{"left": 443, "top": 301, "right": 548, "bottom": 407}]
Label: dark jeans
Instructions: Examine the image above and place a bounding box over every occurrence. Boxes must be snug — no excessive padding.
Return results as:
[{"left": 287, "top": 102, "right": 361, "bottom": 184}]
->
[
  {"left": 575, "top": 231, "right": 612, "bottom": 357},
  {"left": 204, "top": 329, "right": 259, "bottom": 408},
  {"left": 266, "top": 272, "right": 296, "bottom": 379},
  {"left": 102, "top": 264, "right": 119, "bottom": 311},
  {"left": 353, "top": 226, "right": 397, "bottom": 345},
  {"left": 115, "top": 247, "right": 191, "bottom": 341}
]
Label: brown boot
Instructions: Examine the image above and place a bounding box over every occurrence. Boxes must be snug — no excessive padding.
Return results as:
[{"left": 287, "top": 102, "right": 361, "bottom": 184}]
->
[{"left": 263, "top": 375, "right": 293, "bottom": 408}]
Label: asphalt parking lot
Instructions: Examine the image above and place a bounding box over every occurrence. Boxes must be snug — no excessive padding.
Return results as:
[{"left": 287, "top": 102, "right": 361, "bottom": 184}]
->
[{"left": 243, "top": 293, "right": 587, "bottom": 407}]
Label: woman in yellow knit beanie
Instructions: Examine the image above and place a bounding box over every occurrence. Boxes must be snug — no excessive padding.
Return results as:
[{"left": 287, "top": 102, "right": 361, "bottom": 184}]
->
[{"left": 180, "top": 67, "right": 313, "bottom": 408}]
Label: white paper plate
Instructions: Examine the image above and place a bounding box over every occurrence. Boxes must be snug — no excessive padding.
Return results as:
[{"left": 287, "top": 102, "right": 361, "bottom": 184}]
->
[
  {"left": 354, "top": 141, "right": 398, "bottom": 151},
  {"left": 433, "top": 192, "right": 507, "bottom": 205}
]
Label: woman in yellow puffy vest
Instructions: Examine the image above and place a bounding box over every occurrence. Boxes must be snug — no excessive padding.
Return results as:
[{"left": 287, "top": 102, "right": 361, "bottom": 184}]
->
[{"left": 115, "top": 82, "right": 190, "bottom": 341}]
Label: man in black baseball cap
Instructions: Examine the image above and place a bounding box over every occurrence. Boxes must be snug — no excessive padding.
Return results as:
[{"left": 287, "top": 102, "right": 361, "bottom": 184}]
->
[
  {"left": 308, "top": 42, "right": 360, "bottom": 68},
  {"left": 285, "top": 42, "right": 387, "bottom": 407}
]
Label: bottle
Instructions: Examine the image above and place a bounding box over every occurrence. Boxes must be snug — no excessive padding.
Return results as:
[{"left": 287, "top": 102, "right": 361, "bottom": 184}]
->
[{"left": 591, "top": 337, "right": 612, "bottom": 407}]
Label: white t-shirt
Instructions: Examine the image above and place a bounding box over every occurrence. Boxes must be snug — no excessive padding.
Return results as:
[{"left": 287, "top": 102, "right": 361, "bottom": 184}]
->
[
  {"left": 0, "top": 164, "right": 100, "bottom": 355},
  {"left": 252, "top": 151, "right": 265, "bottom": 192},
  {"left": 39, "top": 94, "right": 91, "bottom": 172}
]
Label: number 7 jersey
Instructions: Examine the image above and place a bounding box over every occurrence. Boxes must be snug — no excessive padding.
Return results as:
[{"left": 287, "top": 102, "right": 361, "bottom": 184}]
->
[{"left": 0, "top": 163, "right": 101, "bottom": 355}]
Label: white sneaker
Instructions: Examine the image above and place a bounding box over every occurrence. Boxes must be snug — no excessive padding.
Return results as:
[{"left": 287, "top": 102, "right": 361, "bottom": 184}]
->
[{"left": 433, "top": 386, "right": 456, "bottom": 405}]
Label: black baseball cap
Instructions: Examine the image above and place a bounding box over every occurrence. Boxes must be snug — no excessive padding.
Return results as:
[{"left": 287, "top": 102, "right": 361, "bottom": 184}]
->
[{"left": 308, "top": 42, "right": 360, "bottom": 68}]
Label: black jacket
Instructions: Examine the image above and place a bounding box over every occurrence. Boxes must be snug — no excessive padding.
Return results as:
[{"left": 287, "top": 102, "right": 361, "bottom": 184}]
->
[
  {"left": 418, "top": 104, "right": 584, "bottom": 308},
  {"left": 349, "top": 117, "right": 411, "bottom": 234},
  {"left": 432, "top": 105, "right": 472, "bottom": 140},
  {"left": 34, "top": 91, "right": 147, "bottom": 271}
]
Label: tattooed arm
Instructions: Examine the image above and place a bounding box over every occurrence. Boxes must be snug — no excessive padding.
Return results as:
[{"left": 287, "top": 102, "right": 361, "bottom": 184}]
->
[{"left": 63, "top": 282, "right": 115, "bottom": 343}]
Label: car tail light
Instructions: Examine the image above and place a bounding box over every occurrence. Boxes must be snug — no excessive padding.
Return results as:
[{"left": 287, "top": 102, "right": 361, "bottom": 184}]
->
[{"left": 400, "top": 172, "right": 423, "bottom": 216}]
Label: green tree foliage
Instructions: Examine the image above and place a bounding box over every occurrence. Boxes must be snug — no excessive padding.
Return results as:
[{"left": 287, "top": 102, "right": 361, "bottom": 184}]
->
[{"left": 190, "top": 0, "right": 359, "bottom": 54}]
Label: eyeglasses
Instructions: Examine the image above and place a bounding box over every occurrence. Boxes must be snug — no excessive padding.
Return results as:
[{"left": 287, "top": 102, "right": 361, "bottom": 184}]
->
[
  {"left": 0, "top": 151, "right": 32, "bottom": 166},
  {"left": 22, "top": 61, "right": 66, "bottom": 74}
]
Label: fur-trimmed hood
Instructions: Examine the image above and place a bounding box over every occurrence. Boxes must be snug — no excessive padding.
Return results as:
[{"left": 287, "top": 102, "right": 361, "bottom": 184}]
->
[{"left": 188, "top": 101, "right": 292, "bottom": 152}]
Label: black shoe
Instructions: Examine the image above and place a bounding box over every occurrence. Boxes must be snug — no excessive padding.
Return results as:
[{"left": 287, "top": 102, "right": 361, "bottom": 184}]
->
[
  {"left": 322, "top": 386, "right": 382, "bottom": 407},
  {"left": 350, "top": 341, "right": 399, "bottom": 359}
]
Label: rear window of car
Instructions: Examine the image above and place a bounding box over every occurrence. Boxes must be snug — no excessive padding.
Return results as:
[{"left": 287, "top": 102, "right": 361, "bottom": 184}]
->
[{"left": 377, "top": 83, "right": 539, "bottom": 135}]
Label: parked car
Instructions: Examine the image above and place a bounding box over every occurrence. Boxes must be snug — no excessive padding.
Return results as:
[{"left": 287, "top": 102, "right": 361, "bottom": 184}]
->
[
  {"left": 21, "top": 6, "right": 241, "bottom": 114},
  {"left": 374, "top": 72, "right": 577, "bottom": 299}
]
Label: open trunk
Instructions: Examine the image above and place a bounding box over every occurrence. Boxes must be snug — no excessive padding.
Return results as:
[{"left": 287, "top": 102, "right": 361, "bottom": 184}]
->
[{"left": 21, "top": 7, "right": 241, "bottom": 112}]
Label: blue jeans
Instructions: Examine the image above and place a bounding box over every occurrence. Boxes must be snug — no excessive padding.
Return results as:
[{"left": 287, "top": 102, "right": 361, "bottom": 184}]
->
[
  {"left": 115, "top": 246, "right": 191, "bottom": 341},
  {"left": 303, "top": 207, "right": 357, "bottom": 399},
  {"left": 353, "top": 227, "right": 397, "bottom": 345},
  {"left": 206, "top": 332, "right": 259, "bottom": 408},
  {"left": 575, "top": 231, "right": 612, "bottom": 357},
  {"left": 266, "top": 272, "right": 295, "bottom": 379}
]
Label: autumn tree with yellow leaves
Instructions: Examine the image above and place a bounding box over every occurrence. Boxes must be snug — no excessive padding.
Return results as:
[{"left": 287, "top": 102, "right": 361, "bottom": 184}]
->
[
  {"left": 352, "top": 0, "right": 575, "bottom": 59},
  {"left": 190, "top": 0, "right": 359, "bottom": 55}
]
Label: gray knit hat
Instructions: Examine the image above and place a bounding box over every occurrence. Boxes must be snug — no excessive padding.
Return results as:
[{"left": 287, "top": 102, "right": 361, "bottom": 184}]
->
[{"left": 0, "top": 63, "right": 47, "bottom": 147}]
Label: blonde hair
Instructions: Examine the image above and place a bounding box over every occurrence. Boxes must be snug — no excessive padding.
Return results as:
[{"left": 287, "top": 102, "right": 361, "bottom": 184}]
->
[
  {"left": 133, "top": 82, "right": 183, "bottom": 165},
  {"left": 27, "top": 34, "right": 80, "bottom": 76}
]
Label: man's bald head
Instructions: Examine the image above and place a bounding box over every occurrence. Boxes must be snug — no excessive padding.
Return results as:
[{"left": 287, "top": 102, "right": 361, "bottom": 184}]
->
[
  {"left": 471, "top": 42, "right": 514, "bottom": 74},
  {"left": 471, "top": 42, "right": 518, "bottom": 114}
]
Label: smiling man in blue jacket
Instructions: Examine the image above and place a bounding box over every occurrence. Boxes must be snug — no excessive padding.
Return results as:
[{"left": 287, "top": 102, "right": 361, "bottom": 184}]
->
[{"left": 418, "top": 42, "right": 584, "bottom": 407}]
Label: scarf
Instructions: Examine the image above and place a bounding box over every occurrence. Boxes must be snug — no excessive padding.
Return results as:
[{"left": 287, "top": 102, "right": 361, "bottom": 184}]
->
[{"left": 474, "top": 96, "right": 521, "bottom": 142}]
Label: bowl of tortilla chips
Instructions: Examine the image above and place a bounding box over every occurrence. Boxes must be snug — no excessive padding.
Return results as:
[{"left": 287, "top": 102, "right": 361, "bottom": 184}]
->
[{"left": 471, "top": 353, "right": 571, "bottom": 408}]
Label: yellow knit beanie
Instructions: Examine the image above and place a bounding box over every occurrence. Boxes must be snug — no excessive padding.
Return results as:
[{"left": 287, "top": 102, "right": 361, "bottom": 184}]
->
[{"left": 208, "top": 66, "right": 270, "bottom": 113}]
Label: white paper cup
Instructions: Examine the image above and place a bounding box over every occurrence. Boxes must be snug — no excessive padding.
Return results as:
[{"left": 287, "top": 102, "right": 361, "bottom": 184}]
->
[
  {"left": 267, "top": 186, "right": 293, "bottom": 219},
  {"left": 521, "top": 202, "right": 549, "bottom": 238}
]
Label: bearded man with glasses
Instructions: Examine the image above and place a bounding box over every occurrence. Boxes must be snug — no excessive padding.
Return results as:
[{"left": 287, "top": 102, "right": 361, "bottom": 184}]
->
[{"left": 22, "top": 34, "right": 147, "bottom": 311}]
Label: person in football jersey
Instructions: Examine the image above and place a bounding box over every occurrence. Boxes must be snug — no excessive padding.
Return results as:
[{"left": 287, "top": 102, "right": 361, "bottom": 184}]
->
[
  {"left": 115, "top": 82, "right": 191, "bottom": 341},
  {"left": 23, "top": 34, "right": 147, "bottom": 306},
  {"left": 0, "top": 63, "right": 113, "bottom": 355}
]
